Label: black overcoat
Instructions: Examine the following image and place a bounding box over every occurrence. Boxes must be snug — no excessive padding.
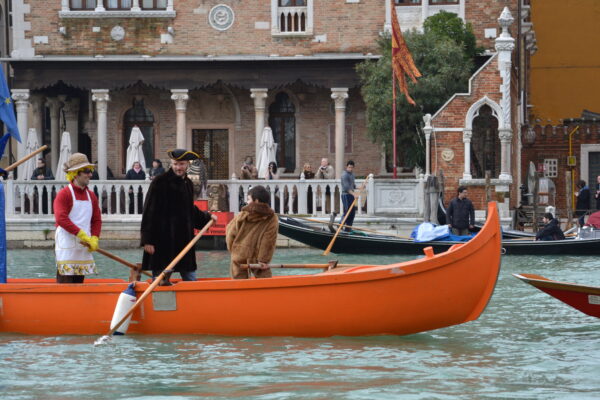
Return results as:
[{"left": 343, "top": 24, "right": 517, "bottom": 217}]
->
[{"left": 141, "top": 169, "right": 212, "bottom": 274}]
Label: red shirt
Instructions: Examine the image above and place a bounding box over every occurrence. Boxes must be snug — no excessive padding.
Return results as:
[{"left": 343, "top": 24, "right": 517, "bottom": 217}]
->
[{"left": 54, "top": 183, "right": 102, "bottom": 237}]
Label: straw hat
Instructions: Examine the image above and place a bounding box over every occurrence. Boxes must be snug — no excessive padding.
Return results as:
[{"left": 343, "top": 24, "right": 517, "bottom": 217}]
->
[{"left": 64, "top": 153, "right": 95, "bottom": 172}]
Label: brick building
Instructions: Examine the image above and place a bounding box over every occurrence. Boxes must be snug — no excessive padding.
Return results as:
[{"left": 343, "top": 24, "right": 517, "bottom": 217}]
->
[{"left": 0, "top": 0, "right": 534, "bottom": 216}]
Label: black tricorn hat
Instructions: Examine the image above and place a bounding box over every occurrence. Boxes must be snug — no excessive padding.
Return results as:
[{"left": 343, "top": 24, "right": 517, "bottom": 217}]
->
[{"left": 167, "top": 149, "right": 200, "bottom": 161}]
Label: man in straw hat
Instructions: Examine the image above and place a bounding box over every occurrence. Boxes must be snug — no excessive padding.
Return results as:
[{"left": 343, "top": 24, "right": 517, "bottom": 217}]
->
[
  {"left": 141, "top": 149, "right": 216, "bottom": 285},
  {"left": 53, "top": 153, "right": 101, "bottom": 283}
]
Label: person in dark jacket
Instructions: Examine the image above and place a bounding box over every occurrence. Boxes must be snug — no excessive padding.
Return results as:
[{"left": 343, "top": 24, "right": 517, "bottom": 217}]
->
[
  {"left": 575, "top": 180, "right": 591, "bottom": 226},
  {"left": 31, "top": 158, "right": 54, "bottom": 180},
  {"left": 446, "top": 186, "right": 475, "bottom": 236},
  {"left": 149, "top": 159, "right": 166, "bottom": 180},
  {"left": 126, "top": 161, "right": 146, "bottom": 214},
  {"left": 141, "top": 149, "right": 216, "bottom": 285},
  {"left": 536, "top": 212, "right": 565, "bottom": 241}
]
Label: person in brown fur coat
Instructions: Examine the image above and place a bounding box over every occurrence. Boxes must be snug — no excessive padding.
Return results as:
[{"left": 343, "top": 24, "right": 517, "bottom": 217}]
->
[{"left": 226, "top": 185, "right": 278, "bottom": 279}]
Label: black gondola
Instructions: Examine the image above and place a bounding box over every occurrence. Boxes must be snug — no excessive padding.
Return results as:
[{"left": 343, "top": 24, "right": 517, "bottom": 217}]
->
[{"left": 279, "top": 217, "right": 600, "bottom": 255}]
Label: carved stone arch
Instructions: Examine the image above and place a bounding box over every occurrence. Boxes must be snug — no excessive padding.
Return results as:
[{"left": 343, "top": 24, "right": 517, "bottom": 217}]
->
[{"left": 465, "top": 96, "right": 505, "bottom": 131}]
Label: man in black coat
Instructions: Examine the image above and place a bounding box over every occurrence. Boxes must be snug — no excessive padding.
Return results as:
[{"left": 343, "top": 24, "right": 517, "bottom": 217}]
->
[
  {"left": 141, "top": 149, "right": 216, "bottom": 284},
  {"left": 535, "top": 212, "right": 565, "bottom": 241},
  {"left": 446, "top": 186, "right": 475, "bottom": 236},
  {"left": 575, "top": 179, "right": 591, "bottom": 226}
]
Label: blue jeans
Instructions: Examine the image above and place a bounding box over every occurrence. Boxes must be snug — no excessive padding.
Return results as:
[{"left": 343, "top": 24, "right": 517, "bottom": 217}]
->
[
  {"left": 341, "top": 193, "right": 356, "bottom": 232},
  {"left": 153, "top": 270, "right": 197, "bottom": 281}
]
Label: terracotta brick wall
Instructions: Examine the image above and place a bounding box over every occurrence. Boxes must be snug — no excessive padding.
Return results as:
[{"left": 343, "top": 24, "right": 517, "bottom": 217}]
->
[
  {"left": 465, "top": 0, "right": 518, "bottom": 50},
  {"left": 27, "top": 0, "right": 383, "bottom": 57}
]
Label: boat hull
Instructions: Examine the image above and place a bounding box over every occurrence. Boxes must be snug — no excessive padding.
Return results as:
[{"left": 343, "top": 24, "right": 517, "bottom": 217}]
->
[
  {"left": 514, "top": 274, "right": 600, "bottom": 318},
  {"left": 0, "top": 204, "right": 501, "bottom": 337},
  {"left": 279, "top": 219, "right": 600, "bottom": 255}
]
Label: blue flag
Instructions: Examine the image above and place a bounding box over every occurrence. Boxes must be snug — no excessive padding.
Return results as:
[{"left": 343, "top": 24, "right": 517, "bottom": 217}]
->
[{"left": 0, "top": 66, "right": 20, "bottom": 144}]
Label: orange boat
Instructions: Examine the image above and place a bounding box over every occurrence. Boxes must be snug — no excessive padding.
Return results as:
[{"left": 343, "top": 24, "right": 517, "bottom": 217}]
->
[{"left": 0, "top": 203, "right": 501, "bottom": 337}]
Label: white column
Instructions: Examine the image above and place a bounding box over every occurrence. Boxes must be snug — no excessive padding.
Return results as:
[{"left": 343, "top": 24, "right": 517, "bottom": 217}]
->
[
  {"left": 131, "top": 0, "right": 141, "bottom": 12},
  {"left": 11, "top": 89, "right": 30, "bottom": 179},
  {"left": 423, "top": 114, "right": 432, "bottom": 176},
  {"left": 166, "top": 0, "right": 174, "bottom": 12},
  {"left": 63, "top": 98, "right": 80, "bottom": 153},
  {"left": 61, "top": 0, "right": 70, "bottom": 12},
  {"left": 92, "top": 90, "right": 110, "bottom": 180},
  {"left": 95, "top": 0, "right": 105, "bottom": 12},
  {"left": 495, "top": 7, "right": 515, "bottom": 181},
  {"left": 250, "top": 88, "right": 268, "bottom": 162},
  {"left": 45, "top": 97, "right": 62, "bottom": 172},
  {"left": 331, "top": 88, "right": 348, "bottom": 179},
  {"left": 171, "top": 89, "right": 189, "bottom": 149},
  {"left": 384, "top": 0, "right": 391, "bottom": 32},
  {"left": 463, "top": 129, "right": 472, "bottom": 180}
]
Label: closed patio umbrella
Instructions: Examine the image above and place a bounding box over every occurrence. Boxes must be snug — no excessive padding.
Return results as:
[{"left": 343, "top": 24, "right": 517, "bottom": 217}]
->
[
  {"left": 256, "top": 126, "right": 277, "bottom": 179},
  {"left": 55, "top": 131, "right": 72, "bottom": 181},
  {"left": 125, "top": 126, "right": 146, "bottom": 172},
  {"left": 22, "top": 128, "right": 40, "bottom": 181}
]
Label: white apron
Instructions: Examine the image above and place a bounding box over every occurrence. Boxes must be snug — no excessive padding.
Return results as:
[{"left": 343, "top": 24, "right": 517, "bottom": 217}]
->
[{"left": 55, "top": 185, "right": 97, "bottom": 276}]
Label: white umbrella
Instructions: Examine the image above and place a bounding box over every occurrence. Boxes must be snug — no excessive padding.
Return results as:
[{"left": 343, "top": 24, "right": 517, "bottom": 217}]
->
[
  {"left": 125, "top": 126, "right": 146, "bottom": 172},
  {"left": 55, "top": 131, "right": 72, "bottom": 181},
  {"left": 22, "top": 128, "right": 39, "bottom": 181},
  {"left": 256, "top": 127, "right": 277, "bottom": 179}
]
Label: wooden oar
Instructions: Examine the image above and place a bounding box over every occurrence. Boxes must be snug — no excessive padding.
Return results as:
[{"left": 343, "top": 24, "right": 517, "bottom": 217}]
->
[
  {"left": 242, "top": 263, "right": 360, "bottom": 269},
  {"left": 4, "top": 145, "right": 48, "bottom": 172},
  {"left": 323, "top": 174, "right": 372, "bottom": 255},
  {"left": 96, "top": 247, "right": 152, "bottom": 278},
  {"left": 292, "top": 216, "right": 414, "bottom": 240},
  {"left": 94, "top": 220, "right": 214, "bottom": 345}
]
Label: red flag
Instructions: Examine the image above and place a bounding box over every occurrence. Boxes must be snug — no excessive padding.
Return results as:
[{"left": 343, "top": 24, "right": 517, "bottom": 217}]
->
[{"left": 391, "top": 0, "right": 421, "bottom": 105}]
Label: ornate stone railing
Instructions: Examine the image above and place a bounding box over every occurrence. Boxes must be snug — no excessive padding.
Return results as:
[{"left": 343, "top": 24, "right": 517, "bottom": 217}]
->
[{"left": 3, "top": 177, "right": 424, "bottom": 218}]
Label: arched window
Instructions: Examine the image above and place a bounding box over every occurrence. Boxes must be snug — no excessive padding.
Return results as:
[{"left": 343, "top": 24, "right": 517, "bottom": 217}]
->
[
  {"left": 268, "top": 93, "right": 296, "bottom": 172},
  {"left": 123, "top": 98, "right": 154, "bottom": 172},
  {"left": 470, "top": 105, "right": 499, "bottom": 178}
]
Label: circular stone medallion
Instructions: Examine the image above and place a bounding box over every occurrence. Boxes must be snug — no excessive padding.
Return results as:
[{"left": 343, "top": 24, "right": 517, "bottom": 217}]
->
[
  {"left": 111, "top": 25, "right": 125, "bottom": 41},
  {"left": 209, "top": 4, "right": 235, "bottom": 31},
  {"left": 441, "top": 148, "right": 455, "bottom": 162}
]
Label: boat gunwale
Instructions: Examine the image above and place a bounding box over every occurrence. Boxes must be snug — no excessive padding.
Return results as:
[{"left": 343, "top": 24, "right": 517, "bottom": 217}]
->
[{"left": 513, "top": 273, "right": 600, "bottom": 296}]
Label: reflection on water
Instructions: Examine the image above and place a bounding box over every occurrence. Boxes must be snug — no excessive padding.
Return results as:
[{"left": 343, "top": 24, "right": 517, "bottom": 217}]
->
[{"left": 1, "top": 250, "right": 599, "bottom": 399}]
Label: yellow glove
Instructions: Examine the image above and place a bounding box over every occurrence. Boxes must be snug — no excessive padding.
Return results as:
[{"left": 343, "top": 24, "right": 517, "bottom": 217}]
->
[
  {"left": 76, "top": 230, "right": 92, "bottom": 247},
  {"left": 88, "top": 236, "right": 99, "bottom": 252}
]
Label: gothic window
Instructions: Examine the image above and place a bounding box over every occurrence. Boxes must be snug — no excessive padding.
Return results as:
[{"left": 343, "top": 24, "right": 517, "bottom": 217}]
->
[
  {"left": 106, "top": 0, "right": 132, "bottom": 9},
  {"left": 273, "top": 0, "right": 312, "bottom": 35},
  {"left": 142, "top": 0, "right": 167, "bottom": 9},
  {"left": 470, "top": 105, "right": 499, "bottom": 179},
  {"left": 123, "top": 99, "right": 154, "bottom": 172},
  {"left": 268, "top": 93, "right": 296, "bottom": 173},
  {"left": 70, "top": 0, "right": 96, "bottom": 9}
]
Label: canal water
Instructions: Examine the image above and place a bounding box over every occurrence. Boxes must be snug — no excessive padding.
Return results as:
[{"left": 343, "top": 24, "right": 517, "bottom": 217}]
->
[{"left": 1, "top": 249, "right": 599, "bottom": 399}]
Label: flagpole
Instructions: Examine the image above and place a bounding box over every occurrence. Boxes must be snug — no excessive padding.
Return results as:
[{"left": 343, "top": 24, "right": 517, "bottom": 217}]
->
[{"left": 392, "top": 68, "right": 397, "bottom": 179}]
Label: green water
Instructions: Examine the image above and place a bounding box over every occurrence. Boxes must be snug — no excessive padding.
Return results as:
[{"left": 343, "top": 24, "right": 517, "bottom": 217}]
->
[{"left": 1, "top": 249, "right": 599, "bottom": 399}]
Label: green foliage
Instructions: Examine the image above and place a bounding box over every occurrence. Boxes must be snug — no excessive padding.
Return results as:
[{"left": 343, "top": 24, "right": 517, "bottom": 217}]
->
[
  {"left": 423, "top": 10, "right": 484, "bottom": 61},
  {"left": 356, "top": 28, "right": 473, "bottom": 169}
]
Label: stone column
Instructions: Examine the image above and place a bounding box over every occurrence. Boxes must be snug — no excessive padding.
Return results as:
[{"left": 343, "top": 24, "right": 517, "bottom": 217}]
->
[
  {"left": 95, "top": 0, "right": 105, "bottom": 12},
  {"left": 131, "top": 0, "right": 141, "bottom": 12},
  {"left": 166, "top": 0, "right": 174, "bottom": 12},
  {"left": 462, "top": 129, "right": 472, "bottom": 180},
  {"left": 45, "top": 97, "right": 62, "bottom": 172},
  {"left": 30, "top": 94, "right": 45, "bottom": 145},
  {"left": 331, "top": 88, "right": 348, "bottom": 179},
  {"left": 495, "top": 7, "right": 515, "bottom": 181},
  {"left": 250, "top": 88, "right": 268, "bottom": 162},
  {"left": 92, "top": 90, "right": 110, "bottom": 180},
  {"left": 63, "top": 97, "right": 80, "bottom": 153},
  {"left": 61, "top": 0, "right": 69, "bottom": 12},
  {"left": 11, "top": 89, "right": 30, "bottom": 179},
  {"left": 171, "top": 89, "right": 189, "bottom": 149},
  {"left": 384, "top": 0, "right": 392, "bottom": 32},
  {"left": 423, "top": 114, "right": 433, "bottom": 176}
]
